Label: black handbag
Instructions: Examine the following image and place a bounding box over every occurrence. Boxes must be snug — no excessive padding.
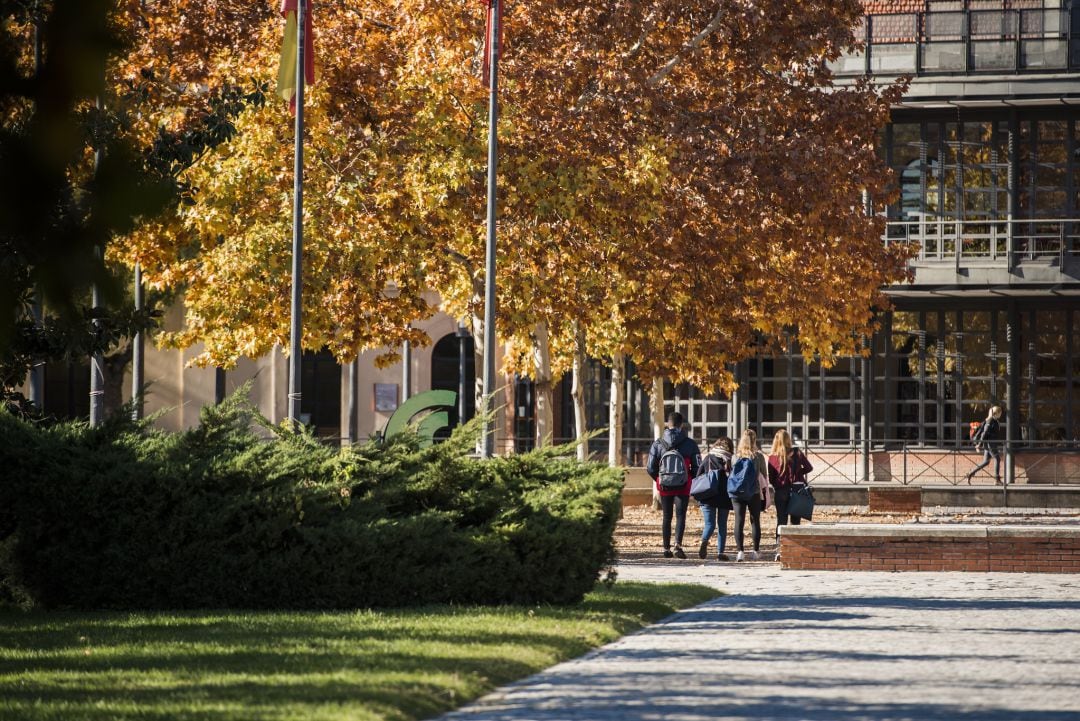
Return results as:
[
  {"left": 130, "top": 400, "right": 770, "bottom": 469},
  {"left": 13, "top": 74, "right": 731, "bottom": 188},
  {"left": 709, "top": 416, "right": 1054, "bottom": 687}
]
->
[{"left": 787, "top": 484, "right": 815, "bottom": 521}]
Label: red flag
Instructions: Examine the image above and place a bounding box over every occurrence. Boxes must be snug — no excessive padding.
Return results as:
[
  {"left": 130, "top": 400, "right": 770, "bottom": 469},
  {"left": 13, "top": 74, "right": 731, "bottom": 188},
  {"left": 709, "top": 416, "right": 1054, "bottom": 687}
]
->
[
  {"left": 481, "top": 0, "right": 502, "bottom": 89},
  {"left": 278, "top": 0, "right": 316, "bottom": 112}
]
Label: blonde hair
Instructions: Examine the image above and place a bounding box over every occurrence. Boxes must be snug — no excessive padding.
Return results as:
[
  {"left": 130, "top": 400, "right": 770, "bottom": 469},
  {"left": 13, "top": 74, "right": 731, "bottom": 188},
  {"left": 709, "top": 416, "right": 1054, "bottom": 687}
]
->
[
  {"left": 736, "top": 428, "right": 758, "bottom": 459},
  {"left": 770, "top": 430, "right": 794, "bottom": 473},
  {"left": 988, "top": 405, "right": 1003, "bottom": 420}
]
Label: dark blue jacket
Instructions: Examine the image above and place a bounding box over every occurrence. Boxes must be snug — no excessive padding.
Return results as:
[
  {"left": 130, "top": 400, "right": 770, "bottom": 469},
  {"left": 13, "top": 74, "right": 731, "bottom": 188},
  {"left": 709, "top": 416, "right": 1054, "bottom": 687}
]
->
[{"left": 646, "top": 427, "right": 701, "bottom": 496}]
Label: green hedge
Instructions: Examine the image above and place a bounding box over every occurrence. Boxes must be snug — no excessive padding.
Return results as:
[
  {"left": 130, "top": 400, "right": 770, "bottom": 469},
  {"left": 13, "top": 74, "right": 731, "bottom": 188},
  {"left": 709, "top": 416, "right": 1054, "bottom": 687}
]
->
[{"left": 0, "top": 393, "right": 623, "bottom": 609}]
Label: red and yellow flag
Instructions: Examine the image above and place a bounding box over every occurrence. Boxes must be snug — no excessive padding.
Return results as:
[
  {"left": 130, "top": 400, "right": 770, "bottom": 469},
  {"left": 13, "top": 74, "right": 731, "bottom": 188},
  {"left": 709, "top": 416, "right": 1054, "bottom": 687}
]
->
[
  {"left": 480, "top": 0, "right": 502, "bottom": 89},
  {"left": 277, "top": 0, "right": 315, "bottom": 109}
]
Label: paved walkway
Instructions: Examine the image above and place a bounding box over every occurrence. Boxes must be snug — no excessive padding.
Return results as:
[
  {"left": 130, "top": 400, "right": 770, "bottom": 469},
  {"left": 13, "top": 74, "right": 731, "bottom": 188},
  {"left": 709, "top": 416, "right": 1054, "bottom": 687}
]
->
[{"left": 437, "top": 564, "right": 1080, "bottom": 720}]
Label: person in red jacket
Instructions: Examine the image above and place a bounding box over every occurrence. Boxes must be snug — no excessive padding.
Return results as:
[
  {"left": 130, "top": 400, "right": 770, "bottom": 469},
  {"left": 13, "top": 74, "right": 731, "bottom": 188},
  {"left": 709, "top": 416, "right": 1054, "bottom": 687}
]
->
[
  {"left": 646, "top": 412, "right": 700, "bottom": 559},
  {"left": 767, "top": 429, "right": 813, "bottom": 548}
]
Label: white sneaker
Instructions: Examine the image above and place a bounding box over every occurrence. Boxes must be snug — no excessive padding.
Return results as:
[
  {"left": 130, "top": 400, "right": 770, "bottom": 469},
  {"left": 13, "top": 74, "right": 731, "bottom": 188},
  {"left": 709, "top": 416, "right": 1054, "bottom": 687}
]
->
[
  {"left": 751, "top": 551, "right": 759, "bottom": 561},
  {"left": 736, "top": 551, "right": 745, "bottom": 562}
]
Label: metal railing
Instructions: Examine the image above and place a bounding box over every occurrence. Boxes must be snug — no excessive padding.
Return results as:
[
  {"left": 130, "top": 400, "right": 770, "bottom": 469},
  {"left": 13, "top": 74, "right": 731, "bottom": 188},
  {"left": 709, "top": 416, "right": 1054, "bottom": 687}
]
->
[
  {"left": 885, "top": 216, "right": 1080, "bottom": 268},
  {"left": 830, "top": 8, "right": 1076, "bottom": 77},
  {"left": 590, "top": 434, "right": 1080, "bottom": 487},
  {"left": 791, "top": 439, "right": 1080, "bottom": 487}
]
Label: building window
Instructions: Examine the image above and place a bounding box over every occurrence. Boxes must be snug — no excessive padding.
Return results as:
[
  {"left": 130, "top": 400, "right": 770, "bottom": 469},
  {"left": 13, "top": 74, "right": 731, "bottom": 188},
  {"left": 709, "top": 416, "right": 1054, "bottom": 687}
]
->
[
  {"left": 300, "top": 348, "right": 340, "bottom": 439},
  {"left": 557, "top": 359, "right": 613, "bottom": 456},
  {"left": 1020, "top": 308, "right": 1077, "bottom": 443},
  {"left": 514, "top": 375, "right": 535, "bottom": 453}
]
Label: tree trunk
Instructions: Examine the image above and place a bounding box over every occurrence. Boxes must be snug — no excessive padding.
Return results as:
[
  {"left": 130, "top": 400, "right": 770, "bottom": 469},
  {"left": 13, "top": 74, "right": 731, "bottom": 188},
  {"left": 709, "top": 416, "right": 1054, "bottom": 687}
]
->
[
  {"left": 570, "top": 323, "right": 588, "bottom": 461},
  {"left": 649, "top": 376, "right": 665, "bottom": 510},
  {"left": 102, "top": 341, "right": 133, "bottom": 417},
  {"left": 608, "top": 352, "right": 625, "bottom": 467},
  {"left": 470, "top": 301, "right": 486, "bottom": 454},
  {"left": 650, "top": 375, "right": 665, "bottom": 439},
  {"left": 532, "top": 321, "right": 554, "bottom": 448}
]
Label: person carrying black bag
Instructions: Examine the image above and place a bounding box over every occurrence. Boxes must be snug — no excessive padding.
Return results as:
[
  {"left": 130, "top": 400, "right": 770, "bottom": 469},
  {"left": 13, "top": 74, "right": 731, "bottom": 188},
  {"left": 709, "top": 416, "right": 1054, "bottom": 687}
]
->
[
  {"left": 696, "top": 437, "right": 734, "bottom": 561},
  {"left": 768, "top": 429, "right": 813, "bottom": 558}
]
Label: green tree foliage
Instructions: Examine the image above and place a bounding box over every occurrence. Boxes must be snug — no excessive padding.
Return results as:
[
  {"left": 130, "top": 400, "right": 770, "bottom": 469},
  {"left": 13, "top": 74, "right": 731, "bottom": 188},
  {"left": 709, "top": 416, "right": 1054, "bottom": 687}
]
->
[{"left": 0, "top": 1, "right": 265, "bottom": 414}]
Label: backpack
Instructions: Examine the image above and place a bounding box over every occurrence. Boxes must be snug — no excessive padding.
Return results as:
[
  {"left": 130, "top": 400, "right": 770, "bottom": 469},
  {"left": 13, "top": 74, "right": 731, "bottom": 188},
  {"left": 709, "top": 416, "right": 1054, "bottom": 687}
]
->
[
  {"left": 657, "top": 440, "right": 689, "bottom": 490},
  {"left": 970, "top": 420, "right": 985, "bottom": 443},
  {"left": 970, "top": 421, "right": 986, "bottom": 449},
  {"left": 727, "top": 456, "right": 759, "bottom": 501}
]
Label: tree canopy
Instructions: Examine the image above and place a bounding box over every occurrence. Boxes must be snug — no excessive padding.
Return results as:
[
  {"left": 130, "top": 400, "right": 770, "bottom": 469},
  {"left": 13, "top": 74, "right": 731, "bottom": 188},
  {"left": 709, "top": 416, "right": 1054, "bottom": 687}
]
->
[{"left": 107, "top": 1, "right": 912, "bottom": 392}]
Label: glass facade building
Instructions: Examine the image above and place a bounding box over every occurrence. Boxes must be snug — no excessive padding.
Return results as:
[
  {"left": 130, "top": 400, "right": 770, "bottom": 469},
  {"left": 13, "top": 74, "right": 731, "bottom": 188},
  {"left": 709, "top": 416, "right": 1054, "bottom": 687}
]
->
[{"left": 539, "top": 0, "right": 1080, "bottom": 484}]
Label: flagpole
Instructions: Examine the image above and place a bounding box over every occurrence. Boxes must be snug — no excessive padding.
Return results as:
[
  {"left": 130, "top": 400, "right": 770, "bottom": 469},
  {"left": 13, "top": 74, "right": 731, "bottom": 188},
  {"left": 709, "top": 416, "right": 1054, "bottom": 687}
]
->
[
  {"left": 287, "top": 0, "right": 306, "bottom": 428},
  {"left": 481, "top": 0, "right": 499, "bottom": 458},
  {"left": 132, "top": 262, "right": 144, "bottom": 420}
]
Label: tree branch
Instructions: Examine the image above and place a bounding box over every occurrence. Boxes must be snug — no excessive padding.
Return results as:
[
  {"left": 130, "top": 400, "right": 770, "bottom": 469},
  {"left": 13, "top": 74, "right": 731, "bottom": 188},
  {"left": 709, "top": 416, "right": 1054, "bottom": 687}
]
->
[
  {"left": 448, "top": 90, "right": 476, "bottom": 130},
  {"left": 647, "top": 7, "right": 726, "bottom": 88},
  {"left": 623, "top": 10, "right": 659, "bottom": 62}
]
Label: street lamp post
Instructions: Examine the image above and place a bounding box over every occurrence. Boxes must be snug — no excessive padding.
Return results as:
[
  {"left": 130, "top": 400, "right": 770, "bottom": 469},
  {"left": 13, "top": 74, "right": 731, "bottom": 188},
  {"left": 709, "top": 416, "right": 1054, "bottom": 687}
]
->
[
  {"left": 481, "top": 0, "right": 500, "bottom": 458},
  {"left": 132, "top": 263, "right": 144, "bottom": 419},
  {"left": 287, "top": 0, "right": 307, "bottom": 429}
]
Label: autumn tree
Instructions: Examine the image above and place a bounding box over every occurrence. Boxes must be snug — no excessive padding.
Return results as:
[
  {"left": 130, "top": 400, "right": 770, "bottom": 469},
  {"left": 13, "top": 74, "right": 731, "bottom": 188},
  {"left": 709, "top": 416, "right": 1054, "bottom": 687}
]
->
[
  {"left": 113, "top": 2, "right": 914, "bottom": 453},
  {"left": 465, "top": 1, "right": 913, "bottom": 450}
]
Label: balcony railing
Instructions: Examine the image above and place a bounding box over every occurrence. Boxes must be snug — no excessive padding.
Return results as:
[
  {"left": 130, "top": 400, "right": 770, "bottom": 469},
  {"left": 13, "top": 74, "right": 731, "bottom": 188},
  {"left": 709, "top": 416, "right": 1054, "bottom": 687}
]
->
[
  {"left": 884, "top": 216, "right": 1080, "bottom": 268},
  {"left": 830, "top": 8, "right": 1078, "bottom": 76}
]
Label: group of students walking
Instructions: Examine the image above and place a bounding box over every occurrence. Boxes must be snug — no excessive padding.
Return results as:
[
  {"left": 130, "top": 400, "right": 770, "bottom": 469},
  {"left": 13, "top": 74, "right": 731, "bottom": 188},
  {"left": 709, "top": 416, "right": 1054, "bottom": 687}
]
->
[{"left": 645, "top": 411, "right": 813, "bottom": 562}]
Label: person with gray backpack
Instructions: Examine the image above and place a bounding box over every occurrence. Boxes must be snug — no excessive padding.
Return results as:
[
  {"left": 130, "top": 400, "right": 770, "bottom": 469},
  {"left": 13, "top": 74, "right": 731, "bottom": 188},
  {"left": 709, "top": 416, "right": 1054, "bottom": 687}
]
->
[{"left": 646, "top": 411, "right": 701, "bottom": 558}]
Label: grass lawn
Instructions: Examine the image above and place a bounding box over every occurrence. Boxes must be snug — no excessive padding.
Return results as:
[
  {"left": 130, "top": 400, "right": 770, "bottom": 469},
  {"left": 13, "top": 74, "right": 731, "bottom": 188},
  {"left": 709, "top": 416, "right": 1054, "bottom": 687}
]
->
[{"left": 0, "top": 581, "right": 716, "bottom": 721}]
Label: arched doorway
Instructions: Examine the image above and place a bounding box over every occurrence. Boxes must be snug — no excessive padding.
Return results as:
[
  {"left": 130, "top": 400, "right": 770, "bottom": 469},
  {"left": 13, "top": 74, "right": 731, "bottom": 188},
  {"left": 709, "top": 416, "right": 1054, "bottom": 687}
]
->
[{"left": 431, "top": 330, "right": 475, "bottom": 433}]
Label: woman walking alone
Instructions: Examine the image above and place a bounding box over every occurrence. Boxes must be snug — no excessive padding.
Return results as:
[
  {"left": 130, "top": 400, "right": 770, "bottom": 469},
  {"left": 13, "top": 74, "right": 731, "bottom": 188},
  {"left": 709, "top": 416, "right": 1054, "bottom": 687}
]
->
[
  {"left": 768, "top": 430, "right": 814, "bottom": 551},
  {"left": 697, "top": 437, "right": 734, "bottom": 561},
  {"left": 731, "top": 429, "right": 768, "bottom": 562},
  {"left": 966, "top": 406, "right": 1004, "bottom": 484}
]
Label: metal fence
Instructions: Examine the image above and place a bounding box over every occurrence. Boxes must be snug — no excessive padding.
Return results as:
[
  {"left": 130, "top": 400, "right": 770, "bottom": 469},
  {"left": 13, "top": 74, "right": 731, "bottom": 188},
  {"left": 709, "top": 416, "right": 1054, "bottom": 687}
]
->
[
  {"left": 796, "top": 439, "right": 1080, "bottom": 487},
  {"left": 332, "top": 429, "right": 1080, "bottom": 486},
  {"left": 548, "top": 435, "right": 1080, "bottom": 486}
]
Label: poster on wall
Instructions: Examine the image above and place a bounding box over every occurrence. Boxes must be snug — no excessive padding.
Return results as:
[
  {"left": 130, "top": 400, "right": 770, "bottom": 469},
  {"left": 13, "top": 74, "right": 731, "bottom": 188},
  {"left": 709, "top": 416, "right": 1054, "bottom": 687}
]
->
[{"left": 374, "top": 383, "right": 399, "bottom": 412}]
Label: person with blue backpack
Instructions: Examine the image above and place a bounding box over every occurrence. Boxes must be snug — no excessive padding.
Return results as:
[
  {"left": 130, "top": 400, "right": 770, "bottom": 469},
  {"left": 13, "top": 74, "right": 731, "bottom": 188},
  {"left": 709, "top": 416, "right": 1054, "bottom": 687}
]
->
[
  {"left": 729, "top": 428, "right": 768, "bottom": 562},
  {"left": 695, "top": 437, "right": 734, "bottom": 561},
  {"left": 646, "top": 411, "right": 701, "bottom": 559}
]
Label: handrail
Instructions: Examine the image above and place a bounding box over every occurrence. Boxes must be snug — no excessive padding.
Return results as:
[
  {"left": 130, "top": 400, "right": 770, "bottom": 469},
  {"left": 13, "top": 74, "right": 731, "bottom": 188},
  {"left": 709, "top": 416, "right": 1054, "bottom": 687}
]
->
[
  {"left": 831, "top": 7, "right": 1074, "bottom": 76},
  {"left": 884, "top": 217, "right": 1080, "bottom": 264}
]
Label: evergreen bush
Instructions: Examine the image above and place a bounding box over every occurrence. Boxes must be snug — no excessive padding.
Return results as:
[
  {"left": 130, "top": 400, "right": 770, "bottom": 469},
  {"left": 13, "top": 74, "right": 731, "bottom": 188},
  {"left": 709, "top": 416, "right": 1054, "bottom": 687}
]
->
[{"left": 0, "top": 392, "right": 622, "bottom": 609}]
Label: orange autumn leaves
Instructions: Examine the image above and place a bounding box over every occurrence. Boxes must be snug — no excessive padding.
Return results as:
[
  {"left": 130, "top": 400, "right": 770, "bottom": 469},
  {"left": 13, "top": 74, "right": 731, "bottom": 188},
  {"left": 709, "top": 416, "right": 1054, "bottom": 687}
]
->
[{"left": 114, "top": 0, "right": 913, "bottom": 388}]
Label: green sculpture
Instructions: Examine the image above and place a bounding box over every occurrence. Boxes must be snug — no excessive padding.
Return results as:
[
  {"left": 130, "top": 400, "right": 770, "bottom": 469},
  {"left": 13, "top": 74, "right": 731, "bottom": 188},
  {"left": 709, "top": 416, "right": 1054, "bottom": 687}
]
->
[{"left": 383, "top": 389, "right": 458, "bottom": 447}]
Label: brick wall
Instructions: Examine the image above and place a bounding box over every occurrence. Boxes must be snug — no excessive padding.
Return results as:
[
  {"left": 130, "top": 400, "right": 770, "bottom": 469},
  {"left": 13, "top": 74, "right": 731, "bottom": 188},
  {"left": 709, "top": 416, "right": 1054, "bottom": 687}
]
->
[
  {"left": 780, "top": 525, "right": 1080, "bottom": 573},
  {"left": 867, "top": 487, "right": 922, "bottom": 513}
]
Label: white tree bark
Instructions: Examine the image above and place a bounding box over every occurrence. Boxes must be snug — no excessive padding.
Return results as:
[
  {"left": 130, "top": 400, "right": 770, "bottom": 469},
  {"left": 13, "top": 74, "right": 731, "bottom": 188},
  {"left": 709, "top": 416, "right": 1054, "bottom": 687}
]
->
[
  {"left": 571, "top": 323, "right": 588, "bottom": 461},
  {"left": 649, "top": 375, "right": 666, "bottom": 510},
  {"left": 532, "top": 321, "right": 554, "bottom": 448},
  {"left": 647, "top": 7, "right": 726, "bottom": 87},
  {"left": 650, "top": 375, "right": 665, "bottom": 439},
  {"left": 608, "top": 352, "right": 625, "bottom": 467}
]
